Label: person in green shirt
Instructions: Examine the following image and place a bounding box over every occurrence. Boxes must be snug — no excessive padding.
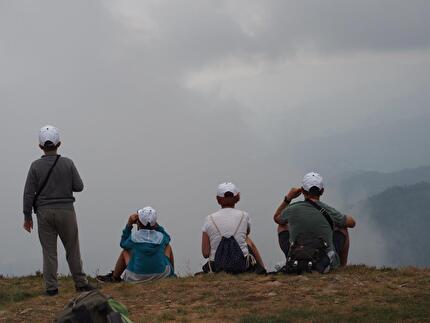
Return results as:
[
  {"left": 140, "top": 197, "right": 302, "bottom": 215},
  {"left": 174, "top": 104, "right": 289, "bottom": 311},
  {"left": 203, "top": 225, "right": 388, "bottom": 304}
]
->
[{"left": 273, "top": 172, "right": 356, "bottom": 269}]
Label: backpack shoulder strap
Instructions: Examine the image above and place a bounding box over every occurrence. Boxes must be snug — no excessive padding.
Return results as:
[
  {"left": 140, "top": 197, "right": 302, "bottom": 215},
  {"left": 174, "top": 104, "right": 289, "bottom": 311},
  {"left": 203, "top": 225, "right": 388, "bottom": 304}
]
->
[
  {"left": 210, "top": 215, "right": 222, "bottom": 236},
  {"left": 233, "top": 212, "right": 245, "bottom": 236},
  {"left": 305, "top": 199, "right": 334, "bottom": 230},
  {"left": 210, "top": 212, "right": 245, "bottom": 238}
]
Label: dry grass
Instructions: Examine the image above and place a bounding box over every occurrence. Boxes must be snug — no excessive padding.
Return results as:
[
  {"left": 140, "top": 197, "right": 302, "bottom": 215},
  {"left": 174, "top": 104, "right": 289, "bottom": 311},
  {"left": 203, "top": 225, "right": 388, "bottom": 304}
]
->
[{"left": 0, "top": 265, "right": 429, "bottom": 322}]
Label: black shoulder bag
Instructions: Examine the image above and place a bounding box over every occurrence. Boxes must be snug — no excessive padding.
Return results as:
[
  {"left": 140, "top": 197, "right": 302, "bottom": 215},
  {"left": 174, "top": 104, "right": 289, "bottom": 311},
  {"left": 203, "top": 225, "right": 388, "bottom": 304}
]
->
[{"left": 33, "top": 155, "right": 61, "bottom": 214}]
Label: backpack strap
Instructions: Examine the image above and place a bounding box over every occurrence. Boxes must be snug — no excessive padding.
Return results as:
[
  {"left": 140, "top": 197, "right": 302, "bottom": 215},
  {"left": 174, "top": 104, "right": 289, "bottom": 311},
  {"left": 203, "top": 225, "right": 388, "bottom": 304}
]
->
[
  {"left": 305, "top": 199, "right": 334, "bottom": 230},
  {"left": 209, "top": 215, "right": 222, "bottom": 236},
  {"left": 210, "top": 211, "right": 245, "bottom": 237},
  {"left": 233, "top": 212, "right": 245, "bottom": 236},
  {"left": 208, "top": 260, "right": 214, "bottom": 273},
  {"left": 246, "top": 253, "right": 257, "bottom": 269}
]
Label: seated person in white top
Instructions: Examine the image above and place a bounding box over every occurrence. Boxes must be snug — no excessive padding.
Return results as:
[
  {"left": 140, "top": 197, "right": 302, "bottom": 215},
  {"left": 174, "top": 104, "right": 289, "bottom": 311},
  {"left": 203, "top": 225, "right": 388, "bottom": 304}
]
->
[{"left": 201, "top": 182, "right": 265, "bottom": 274}]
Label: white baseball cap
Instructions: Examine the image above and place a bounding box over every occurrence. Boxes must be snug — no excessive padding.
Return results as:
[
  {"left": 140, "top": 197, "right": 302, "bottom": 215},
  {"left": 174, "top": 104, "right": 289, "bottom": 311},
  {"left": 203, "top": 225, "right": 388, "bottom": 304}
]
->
[
  {"left": 39, "top": 125, "right": 60, "bottom": 147},
  {"left": 217, "top": 182, "right": 239, "bottom": 197},
  {"left": 137, "top": 206, "right": 157, "bottom": 226},
  {"left": 302, "top": 172, "right": 324, "bottom": 191}
]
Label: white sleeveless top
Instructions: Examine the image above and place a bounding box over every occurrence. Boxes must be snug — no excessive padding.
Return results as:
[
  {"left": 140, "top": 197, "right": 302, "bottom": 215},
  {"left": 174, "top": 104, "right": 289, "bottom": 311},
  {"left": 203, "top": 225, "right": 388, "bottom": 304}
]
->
[{"left": 202, "top": 208, "right": 251, "bottom": 261}]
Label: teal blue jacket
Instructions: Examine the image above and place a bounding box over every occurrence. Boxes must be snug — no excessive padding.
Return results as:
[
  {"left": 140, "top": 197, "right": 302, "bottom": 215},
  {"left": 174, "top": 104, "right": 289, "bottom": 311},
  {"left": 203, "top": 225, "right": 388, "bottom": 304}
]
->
[{"left": 120, "top": 224, "right": 174, "bottom": 276}]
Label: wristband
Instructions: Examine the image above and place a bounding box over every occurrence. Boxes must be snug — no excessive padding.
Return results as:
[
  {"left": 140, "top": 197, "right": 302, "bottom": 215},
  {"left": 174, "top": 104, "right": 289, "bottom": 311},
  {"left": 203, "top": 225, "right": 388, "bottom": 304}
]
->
[{"left": 284, "top": 196, "right": 291, "bottom": 204}]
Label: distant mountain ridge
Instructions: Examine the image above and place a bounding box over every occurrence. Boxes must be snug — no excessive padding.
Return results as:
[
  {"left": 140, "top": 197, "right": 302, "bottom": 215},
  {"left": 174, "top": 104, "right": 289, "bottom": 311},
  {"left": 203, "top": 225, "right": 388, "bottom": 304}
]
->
[
  {"left": 291, "top": 115, "right": 430, "bottom": 178},
  {"left": 336, "top": 166, "right": 430, "bottom": 206},
  {"left": 352, "top": 181, "right": 430, "bottom": 267},
  {"left": 332, "top": 167, "right": 430, "bottom": 267}
]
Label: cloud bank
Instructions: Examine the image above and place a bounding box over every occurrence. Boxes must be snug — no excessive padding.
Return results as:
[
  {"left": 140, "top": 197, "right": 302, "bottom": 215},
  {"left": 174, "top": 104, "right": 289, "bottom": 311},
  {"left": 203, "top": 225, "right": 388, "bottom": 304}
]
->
[{"left": 1, "top": 0, "right": 429, "bottom": 274}]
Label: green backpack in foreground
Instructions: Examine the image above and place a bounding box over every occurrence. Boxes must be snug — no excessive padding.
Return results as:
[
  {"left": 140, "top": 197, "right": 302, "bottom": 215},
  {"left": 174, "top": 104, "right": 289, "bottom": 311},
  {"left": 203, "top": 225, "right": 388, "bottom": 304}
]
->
[{"left": 55, "top": 290, "right": 133, "bottom": 323}]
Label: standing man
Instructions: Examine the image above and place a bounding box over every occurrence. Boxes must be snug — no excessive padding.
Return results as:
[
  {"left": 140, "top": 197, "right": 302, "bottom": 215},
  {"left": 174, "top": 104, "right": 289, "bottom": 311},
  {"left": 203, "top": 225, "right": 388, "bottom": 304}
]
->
[
  {"left": 274, "top": 172, "right": 356, "bottom": 270},
  {"left": 23, "top": 125, "right": 94, "bottom": 296}
]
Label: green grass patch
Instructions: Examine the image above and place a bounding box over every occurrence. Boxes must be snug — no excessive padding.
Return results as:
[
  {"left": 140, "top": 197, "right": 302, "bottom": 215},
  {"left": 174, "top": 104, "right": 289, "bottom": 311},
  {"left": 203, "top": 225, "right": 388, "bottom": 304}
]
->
[
  {"left": 0, "top": 275, "right": 42, "bottom": 307},
  {"left": 0, "top": 289, "right": 38, "bottom": 307}
]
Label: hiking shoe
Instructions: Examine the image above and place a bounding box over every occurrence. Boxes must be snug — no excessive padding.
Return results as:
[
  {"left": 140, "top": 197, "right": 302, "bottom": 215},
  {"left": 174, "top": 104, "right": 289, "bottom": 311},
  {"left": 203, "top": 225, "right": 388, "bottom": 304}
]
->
[
  {"left": 75, "top": 283, "right": 97, "bottom": 292},
  {"left": 96, "top": 272, "right": 122, "bottom": 283},
  {"left": 46, "top": 288, "right": 58, "bottom": 296}
]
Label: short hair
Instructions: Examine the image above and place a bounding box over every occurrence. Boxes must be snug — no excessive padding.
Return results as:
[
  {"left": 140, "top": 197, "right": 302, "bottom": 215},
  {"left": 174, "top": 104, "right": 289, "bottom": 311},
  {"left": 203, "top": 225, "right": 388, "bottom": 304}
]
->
[
  {"left": 223, "top": 191, "right": 235, "bottom": 198},
  {"left": 306, "top": 186, "right": 323, "bottom": 196},
  {"left": 41, "top": 141, "right": 58, "bottom": 151}
]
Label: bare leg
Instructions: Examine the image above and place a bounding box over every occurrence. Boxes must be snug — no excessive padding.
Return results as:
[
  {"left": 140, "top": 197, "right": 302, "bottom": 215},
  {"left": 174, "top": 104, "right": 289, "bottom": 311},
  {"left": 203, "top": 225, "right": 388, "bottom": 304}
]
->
[
  {"left": 164, "top": 244, "right": 174, "bottom": 270},
  {"left": 113, "top": 250, "right": 131, "bottom": 279},
  {"left": 246, "top": 237, "right": 265, "bottom": 269}
]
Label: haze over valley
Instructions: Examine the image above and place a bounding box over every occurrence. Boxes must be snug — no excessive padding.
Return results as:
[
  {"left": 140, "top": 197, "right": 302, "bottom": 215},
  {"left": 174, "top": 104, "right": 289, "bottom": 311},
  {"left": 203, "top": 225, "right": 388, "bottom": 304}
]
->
[{"left": 1, "top": 1, "right": 430, "bottom": 276}]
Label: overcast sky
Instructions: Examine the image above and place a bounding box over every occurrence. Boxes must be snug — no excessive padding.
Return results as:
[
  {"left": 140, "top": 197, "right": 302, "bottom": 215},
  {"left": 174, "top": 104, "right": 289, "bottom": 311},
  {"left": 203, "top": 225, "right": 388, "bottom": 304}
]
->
[{"left": 1, "top": 0, "right": 429, "bottom": 275}]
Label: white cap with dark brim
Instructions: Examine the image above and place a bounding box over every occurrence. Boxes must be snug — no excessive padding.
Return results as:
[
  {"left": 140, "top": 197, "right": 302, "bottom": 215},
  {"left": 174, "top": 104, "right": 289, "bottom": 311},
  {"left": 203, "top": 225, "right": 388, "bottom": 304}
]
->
[
  {"left": 217, "top": 182, "right": 239, "bottom": 197},
  {"left": 137, "top": 206, "right": 157, "bottom": 226},
  {"left": 302, "top": 172, "right": 324, "bottom": 191},
  {"left": 39, "top": 125, "right": 60, "bottom": 147}
]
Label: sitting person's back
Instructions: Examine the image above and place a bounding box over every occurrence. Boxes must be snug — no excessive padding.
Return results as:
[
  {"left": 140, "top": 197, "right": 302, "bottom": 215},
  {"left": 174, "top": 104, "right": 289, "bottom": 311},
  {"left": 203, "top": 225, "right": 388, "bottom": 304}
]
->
[
  {"left": 203, "top": 207, "right": 250, "bottom": 262},
  {"left": 121, "top": 215, "right": 173, "bottom": 281},
  {"left": 274, "top": 172, "right": 356, "bottom": 272},
  {"left": 97, "top": 206, "right": 174, "bottom": 283},
  {"left": 281, "top": 200, "right": 346, "bottom": 266},
  {"left": 201, "top": 182, "right": 265, "bottom": 274}
]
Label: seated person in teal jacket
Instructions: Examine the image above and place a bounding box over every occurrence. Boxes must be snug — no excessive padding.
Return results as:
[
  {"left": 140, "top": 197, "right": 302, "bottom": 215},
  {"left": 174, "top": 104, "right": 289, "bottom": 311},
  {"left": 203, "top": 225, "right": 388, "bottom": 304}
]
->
[{"left": 97, "top": 207, "right": 175, "bottom": 282}]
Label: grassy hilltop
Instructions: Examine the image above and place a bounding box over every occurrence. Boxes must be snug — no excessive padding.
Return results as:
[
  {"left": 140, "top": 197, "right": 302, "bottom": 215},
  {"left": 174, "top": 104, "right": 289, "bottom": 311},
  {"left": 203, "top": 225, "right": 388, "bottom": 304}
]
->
[{"left": 0, "top": 266, "right": 429, "bottom": 322}]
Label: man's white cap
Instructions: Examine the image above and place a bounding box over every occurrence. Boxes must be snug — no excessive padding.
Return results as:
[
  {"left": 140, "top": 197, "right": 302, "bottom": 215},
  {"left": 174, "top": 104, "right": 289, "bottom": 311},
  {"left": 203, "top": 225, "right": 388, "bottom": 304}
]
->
[
  {"left": 302, "top": 172, "right": 324, "bottom": 191},
  {"left": 137, "top": 206, "right": 157, "bottom": 226},
  {"left": 39, "top": 125, "right": 60, "bottom": 147},
  {"left": 217, "top": 182, "right": 239, "bottom": 197}
]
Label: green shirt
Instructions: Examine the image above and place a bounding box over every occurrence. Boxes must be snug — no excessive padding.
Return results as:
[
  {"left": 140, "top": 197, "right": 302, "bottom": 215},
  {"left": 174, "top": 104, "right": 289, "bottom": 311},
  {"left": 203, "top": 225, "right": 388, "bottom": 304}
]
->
[{"left": 280, "top": 200, "right": 347, "bottom": 267}]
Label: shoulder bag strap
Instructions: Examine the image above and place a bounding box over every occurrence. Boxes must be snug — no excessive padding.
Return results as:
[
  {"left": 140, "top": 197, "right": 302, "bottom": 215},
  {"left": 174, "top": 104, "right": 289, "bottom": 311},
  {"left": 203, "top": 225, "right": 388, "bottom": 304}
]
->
[
  {"left": 305, "top": 199, "right": 334, "bottom": 231},
  {"left": 33, "top": 155, "right": 61, "bottom": 208}
]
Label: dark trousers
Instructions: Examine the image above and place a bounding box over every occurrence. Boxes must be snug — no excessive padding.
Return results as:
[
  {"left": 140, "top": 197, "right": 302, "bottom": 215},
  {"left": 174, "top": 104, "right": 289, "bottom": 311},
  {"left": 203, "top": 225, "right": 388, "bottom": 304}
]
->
[{"left": 278, "top": 230, "right": 291, "bottom": 259}]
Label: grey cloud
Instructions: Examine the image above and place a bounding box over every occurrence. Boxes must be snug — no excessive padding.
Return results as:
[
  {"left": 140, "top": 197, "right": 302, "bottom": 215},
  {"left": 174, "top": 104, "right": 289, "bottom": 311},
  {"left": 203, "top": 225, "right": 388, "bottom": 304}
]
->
[
  {"left": 1, "top": 0, "right": 429, "bottom": 275},
  {"left": 107, "top": 0, "right": 430, "bottom": 71},
  {"left": 264, "top": 1, "right": 430, "bottom": 54},
  {"left": 0, "top": 0, "right": 287, "bottom": 275}
]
